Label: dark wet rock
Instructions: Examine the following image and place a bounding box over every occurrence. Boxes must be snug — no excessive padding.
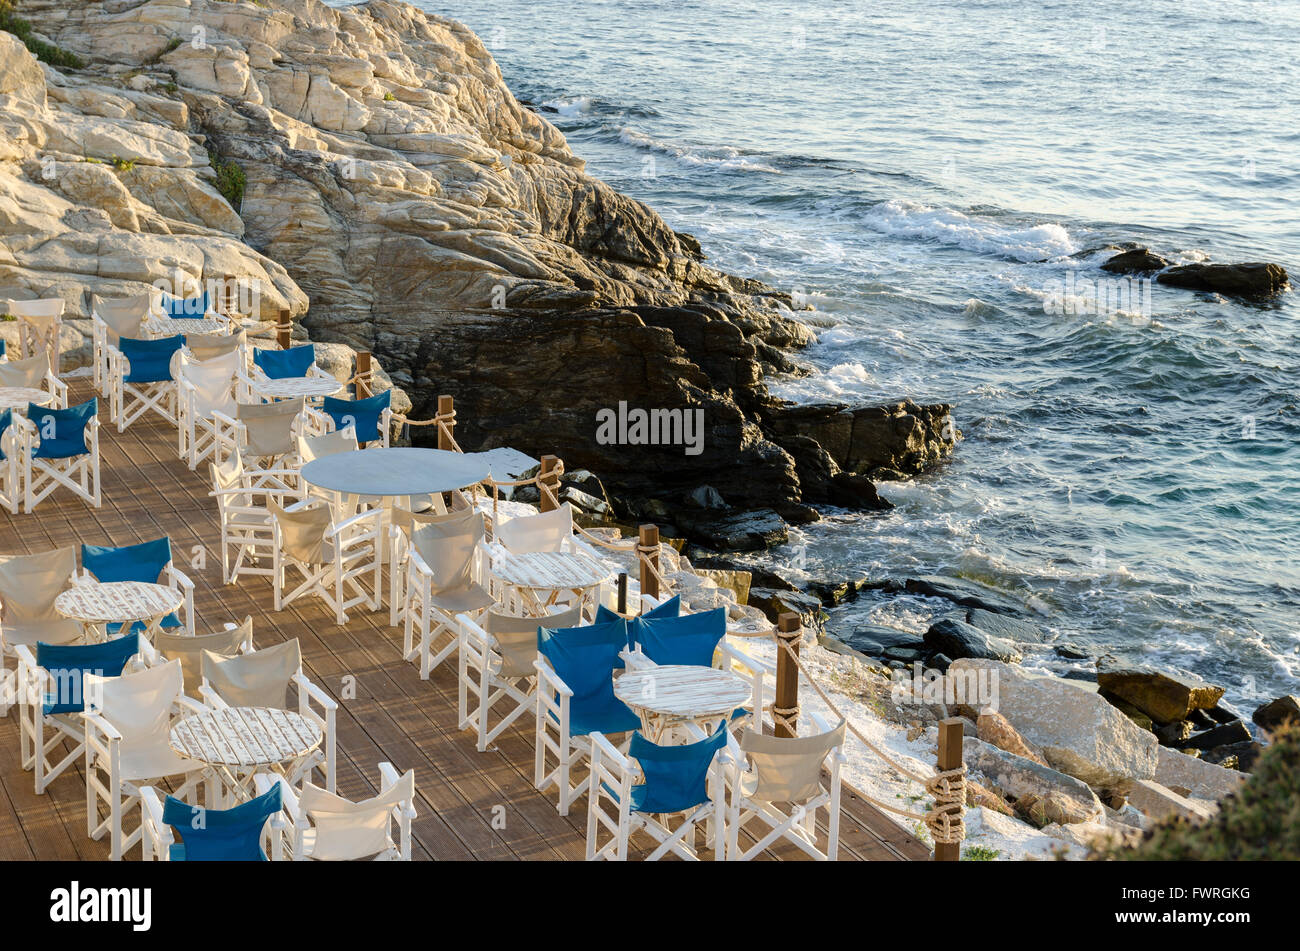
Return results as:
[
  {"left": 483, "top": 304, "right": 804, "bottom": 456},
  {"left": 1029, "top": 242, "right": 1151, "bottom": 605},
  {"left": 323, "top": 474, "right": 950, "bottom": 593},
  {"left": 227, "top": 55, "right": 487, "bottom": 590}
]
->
[
  {"left": 1206, "top": 700, "right": 1245, "bottom": 725},
  {"left": 1095, "top": 661, "right": 1225, "bottom": 725},
  {"left": 1100, "top": 248, "right": 1170, "bottom": 274},
  {"left": 1054, "top": 643, "right": 1090, "bottom": 660},
  {"left": 1155, "top": 720, "right": 1195, "bottom": 746},
  {"left": 1204, "top": 740, "right": 1263, "bottom": 773},
  {"left": 844, "top": 624, "right": 925, "bottom": 656},
  {"left": 747, "top": 587, "right": 822, "bottom": 626},
  {"left": 966, "top": 608, "right": 1043, "bottom": 643},
  {"left": 1156, "top": 262, "right": 1289, "bottom": 298},
  {"left": 1253, "top": 695, "right": 1300, "bottom": 732},
  {"left": 1188, "top": 709, "right": 1218, "bottom": 729},
  {"left": 686, "top": 485, "right": 727, "bottom": 509},
  {"left": 903, "top": 575, "right": 1027, "bottom": 617},
  {"left": 677, "top": 508, "right": 788, "bottom": 552},
  {"left": 1061, "top": 668, "right": 1098, "bottom": 683},
  {"left": 1179, "top": 719, "right": 1252, "bottom": 752},
  {"left": 883, "top": 644, "right": 926, "bottom": 663},
  {"left": 923, "top": 617, "right": 1022, "bottom": 663},
  {"left": 930, "top": 653, "right": 953, "bottom": 672},
  {"left": 1099, "top": 691, "right": 1155, "bottom": 733}
]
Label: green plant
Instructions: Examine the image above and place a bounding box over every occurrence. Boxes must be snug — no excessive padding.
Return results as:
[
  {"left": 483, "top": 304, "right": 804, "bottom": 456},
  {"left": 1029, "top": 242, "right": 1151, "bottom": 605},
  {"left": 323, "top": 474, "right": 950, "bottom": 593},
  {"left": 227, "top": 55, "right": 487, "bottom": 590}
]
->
[
  {"left": 208, "top": 151, "right": 246, "bottom": 212},
  {"left": 83, "top": 156, "right": 102, "bottom": 164},
  {"left": 961, "top": 845, "right": 1001, "bottom": 861},
  {"left": 163, "top": 81, "right": 178, "bottom": 95},
  {"left": 1092, "top": 723, "right": 1300, "bottom": 861},
  {"left": 383, "top": 91, "right": 396, "bottom": 101},
  {"left": 0, "top": 1, "right": 85, "bottom": 70},
  {"left": 110, "top": 156, "right": 135, "bottom": 172}
]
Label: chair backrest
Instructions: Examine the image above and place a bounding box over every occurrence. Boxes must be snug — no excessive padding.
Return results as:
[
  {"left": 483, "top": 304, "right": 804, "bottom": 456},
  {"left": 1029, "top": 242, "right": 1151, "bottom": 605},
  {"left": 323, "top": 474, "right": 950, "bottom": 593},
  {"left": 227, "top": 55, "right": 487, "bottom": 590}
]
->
[
  {"left": 177, "top": 349, "right": 240, "bottom": 417},
  {"left": 391, "top": 505, "right": 473, "bottom": 537},
  {"left": 484, "top": 605, "right": 582, "bottom": 678},
  {"left": 298, "top": 427, "right": 357, "bottom": 465},
  {"left": 631, "top": 607, "right": 727, "bottom": 667},
  {"left": 237, "top": 397, "right": 303, "bottom": 457},
  {"left": 210, "top": 452, "right": 246, "bottom": 495},
  {"left": 5, "top": 298, "right": 62, "bottom": 367},
  {"left": 200, "top": 637, "right": 301, "bottom": 708},
  {"left": 297, "top": 770, "right": 415, "bottom": 860},
  {"left": 0, "top": 407, "right": 11, "bottom": 461},
  {"left": 321, "top": 390, "right": 391, "bottom": 444},
  {"left": 92, "top": 293, "right": 154, "bottom": 344},
  {"left": 596, "top": 594, "right": 679, "bottom": 647},
  {"left": 411, "top": 512, "right": 485, "bottom": 593},
  {"left": 0, "top": 547, "right": 77, "bottom": 642},
  {"left": 495, "top": 503, "right": 573, "bottom": 554},
  {"left": 253, "top": 344, "right": 315, "bottom": 380},
  {"left": 155, "top": 617, "right": 250, "bottom": 690},
  {"left": 738, "top": 721, "right": 847, "bottom": 804},
  {"left": 120, "top": 335, "right": 185, "bottom": 384},
  {"left": 82, "top": 536, "right": 171, "bottom": 584},
  {"left": 161, "top": 290, "right": 209, "bottom": 319},
  {"left": 0, "top": 352, "right": 49, "bottom": 389},
  {"left": 85, "top": 659, "right": 182, "bottom": 758},
  {"left": 268, "top": 501, "right": 332, "bottom": 565},
  {"left": 27, "top": 398, "right": 96, "bottom": 460},
  {"left": 536, "top": 619, "right": 628, "bottom": 712},
  {"left": 36, "top": 633, "right": 140, "bottom": 714},
  {"left": 186, "top": 331, "right": 244, "bottom": 362},
  {"left": 162, "top": 783, "right": 281, "bottom": 861},
  {"left": 627, "top": 725, "right": 728, "bottom": 815}
]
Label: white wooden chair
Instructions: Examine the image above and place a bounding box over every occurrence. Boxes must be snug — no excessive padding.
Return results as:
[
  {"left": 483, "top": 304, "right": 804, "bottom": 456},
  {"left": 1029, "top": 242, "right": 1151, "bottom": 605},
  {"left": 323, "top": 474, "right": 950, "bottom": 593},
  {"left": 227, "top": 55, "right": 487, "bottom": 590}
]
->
[
  {"left": 4, "top": 297, "right": 63, "bottom": 373},
  {"left": 0, "top": 352, "right": 68, "bottom": 408},
  {"left": 494, "top": 503, "right": 574, "bottom": 554},
  {"left": 0, "top": 420, "right": 19, "bottom": 516},
  {"left": 83, "top": 659, "right": 215, "bottom": 860},
  {"left": 402, "top": 510, "right": 495, "bottom": 679},
  {"left": 176, "top": 347, "right": 241, "bottom": 469},
  {"left": 90, "top": 292, "right": 155, "bottom": 393},
  {"left": 12, "top": 397, "right": 101, "bottom": 512},
  {"left": 106, "top": 334, "right": 186, "bottom": 432},
  {"left": 456, "top": 605, "right": 581, "bottom": 752},
  {"left": 253, "top": 764, "right": 416, "bottom": 860},
  {"left": 14, "top": 633, "right": 150, "bottom": 794},
  {"left": 0, "top": 547, "right": 81, "bottom": 717},
  {"left": 153, "top": 617, "right": 254, "bottom": 699},
  {"left": 586, "top": 724, "right": 729, "bottom": 861},
  {"left": 212, "top": 397, "right": 308, "bottom": 493},
  {"left": 198, "top": 637, "right": 338, "bottom": 791},
  {"left": 724, "top": 714, "right": 847, "bottom": 861},
  {"left": 268, "top": 499, "right": 382, "bottom": 626},
  {"left": 239, "top": 345, "right": 337, "bottom": 404},
  {"left": 139, "top": 782, "right": 287, "bottom": 861},
  {"left": 209, "top": 452, "right": 297, "bottom": 585},
  {"left": 387, "top": 501, "right": 472, "bottom": 628},
  {"left": 303, "top": 393, "right": 393, "bottom": 449}
]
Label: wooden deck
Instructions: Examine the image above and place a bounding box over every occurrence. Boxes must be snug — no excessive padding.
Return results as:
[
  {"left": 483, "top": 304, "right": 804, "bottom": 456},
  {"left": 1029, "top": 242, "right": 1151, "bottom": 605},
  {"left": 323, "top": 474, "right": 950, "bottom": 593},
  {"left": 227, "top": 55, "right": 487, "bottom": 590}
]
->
[{"left": 0, "top": 381, "right": 929, "bottom": 861}]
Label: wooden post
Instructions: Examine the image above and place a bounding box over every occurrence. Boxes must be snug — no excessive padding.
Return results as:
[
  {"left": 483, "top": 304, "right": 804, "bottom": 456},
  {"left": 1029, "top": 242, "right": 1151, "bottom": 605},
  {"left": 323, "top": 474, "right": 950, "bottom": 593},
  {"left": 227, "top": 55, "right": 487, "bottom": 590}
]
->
[
  {"left": 638, "top": 524, "right": 659, "bottom": 602},
  {"left": 355, "top": 351, "right": 372, "bottom": 399},
  {"left": 616, "top": 573, "right": 628, "bottom": 615},
  {"left": 277, "top": 308, "right": 292, "bottom": 350},
  {"left": 221, "top": 274, "right": 235, "bottom": 316},
  {"left": 774, "top": 612, "right": 801, "bottom": 738},
  {"left": 436, "top": 395, "right": 455, "bottom": 451},
  {"left": 538, "top": 455, "right": 559, "bottom": 512},
  {"left": 934, "top": 717, "right": 965, "bottom": 862}
]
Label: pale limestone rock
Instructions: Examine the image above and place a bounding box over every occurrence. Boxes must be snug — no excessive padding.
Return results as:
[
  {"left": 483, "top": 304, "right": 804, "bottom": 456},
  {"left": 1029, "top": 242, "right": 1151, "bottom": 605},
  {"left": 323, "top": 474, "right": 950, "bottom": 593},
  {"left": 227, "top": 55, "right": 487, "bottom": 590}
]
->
[
  {"left": 1154, "top": 745, "right": 1246, "bottom": 802},
  {"left": 1126, "top": 779, "right": 1217, "bottom": 824},
  {"left": 963, "top": 737, "right": 1105, "bottom": 826}
]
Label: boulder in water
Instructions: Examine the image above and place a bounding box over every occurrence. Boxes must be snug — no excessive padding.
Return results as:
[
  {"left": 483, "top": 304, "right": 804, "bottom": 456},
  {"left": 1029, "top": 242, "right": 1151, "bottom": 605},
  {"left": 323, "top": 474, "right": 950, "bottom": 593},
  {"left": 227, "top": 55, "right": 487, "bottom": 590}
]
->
[
  {"left": 1156, "top": 262, "right": 1288, "bottom": 297},
  {"left": 1101, "top": 248, "right": 1170, "bottom": 274}
]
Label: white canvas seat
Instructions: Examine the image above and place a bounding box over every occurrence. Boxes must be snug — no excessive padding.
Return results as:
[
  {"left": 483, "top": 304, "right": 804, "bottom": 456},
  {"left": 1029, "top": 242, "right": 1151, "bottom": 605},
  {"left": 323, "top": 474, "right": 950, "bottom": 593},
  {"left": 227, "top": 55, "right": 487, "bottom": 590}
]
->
[
  {"left": 0, "top": 352, "right": 67, "bottom": 408},
  {"left": 254, "top": 763, "right": 416, "bottom": 861},
  {"left": 176, "top": 348, "right": 241, "bottom": 469},
  {"left": 402, "top": 510, "right": 495, "bottom": 679},
  {"left": 213, "top": 397, "right": 306, "bottom": 493},
  {"left": 153, "top": 617, "right": 254, "bottom": 697},
  {"left": 4, "top": 297, "right": 63, "bottom": 372},
  {"left": 494, "top": 503, "right": 574, "bottom": 554},
  {"left": 0, "top": 548, "right": 80, "bottom": 716},
  {"left": 387, "top": 502, "right": 472, "bottom": 627},
  {"left": 83, "top": 659, "right": 214, "bottom": 860},
  {"left": 456, "top": 605, "right": 581, "bottom": 752},
  {"left": 297, "top": 427, "right": 357, "bottom": 465},
  {"left": 209, "top": 452, "right": 296, "bottom": 585},
  {"left": 268, "top": 499, "right": 382, "bottom": 625},
  {"left": 90, "top": 292, "right": 155, "bottom": 392},
  {"left": 185, "top": 330, "right": 245, "bottom": 363},
  {"left": 11, "top": 398, "right": 101, "bottom": 512},
  {"left": 199, "top": 637, "right": 338, "bottom": 791},
  {"left": 724, "top": 714, "right": 847, "bottom": 861}
]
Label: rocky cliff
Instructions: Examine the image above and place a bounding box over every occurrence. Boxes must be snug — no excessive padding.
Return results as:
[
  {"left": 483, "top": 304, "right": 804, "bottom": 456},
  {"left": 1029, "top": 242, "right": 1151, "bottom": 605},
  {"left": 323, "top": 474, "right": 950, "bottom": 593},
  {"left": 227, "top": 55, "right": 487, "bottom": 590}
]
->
[{"left": 0, "top": 0, "right": 954, "bottom": 537}]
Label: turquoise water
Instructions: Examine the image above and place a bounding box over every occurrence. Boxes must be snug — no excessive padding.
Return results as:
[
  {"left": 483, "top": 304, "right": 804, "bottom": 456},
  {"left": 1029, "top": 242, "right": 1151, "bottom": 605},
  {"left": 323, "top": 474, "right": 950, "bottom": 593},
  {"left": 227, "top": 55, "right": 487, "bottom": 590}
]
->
[{"left": 374, "top": 0, "right": 1299, "bottom": 706}]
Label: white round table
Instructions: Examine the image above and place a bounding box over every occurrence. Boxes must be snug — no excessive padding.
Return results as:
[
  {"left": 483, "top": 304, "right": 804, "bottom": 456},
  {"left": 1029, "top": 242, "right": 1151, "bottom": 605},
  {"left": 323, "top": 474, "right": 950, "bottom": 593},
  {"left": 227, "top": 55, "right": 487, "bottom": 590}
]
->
[
  {"left": 491, "top": 548, "right": 613, "bottom": 617},
  {"left": 0, "top": 386, "right": 53, "bottom": 411},
  {"left": 615, "top": 665, "right": 752, "bottom": 741},
  {"left": 54, "top": 581, "right": 184, "bottom": 641},
  {"left": 144, "top": 316, "right": 230, "bottom": 337},
  {"left": 250, "top": 375, "right": 344, "bottom": 402},
  {"left": 302, "top": 447, "right": 493, "bottom": 498},
  {"left": 170, "top": 706, "right": 323, "bottom": 803}
]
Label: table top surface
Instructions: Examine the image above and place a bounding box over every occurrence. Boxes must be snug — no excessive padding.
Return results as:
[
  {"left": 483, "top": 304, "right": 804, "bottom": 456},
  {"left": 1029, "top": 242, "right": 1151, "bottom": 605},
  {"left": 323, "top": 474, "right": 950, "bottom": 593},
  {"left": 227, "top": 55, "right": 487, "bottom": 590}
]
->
[
  {"left": 0, "top": 386, "right": 53, "bottom": 410},
  {"left": 54, "top": 581, "right": 183, "bottom": 623},
  {"left": 491, "top": 548, "right": 614, "bottom": 590},
  {"left": 302, "top": 446, "right": 493, "bottom": 496},
  {"left": 250, "top": 375, "right": 344, "bottom": 399},
  {"left": 615, "top": 665, "right": 752, "bottom": 719},
  {"left": 144, "top": 316, "right": 230, "bottom": 337},
  {"left": 170, "top": 706, "right": 322, "bottom": 768}
]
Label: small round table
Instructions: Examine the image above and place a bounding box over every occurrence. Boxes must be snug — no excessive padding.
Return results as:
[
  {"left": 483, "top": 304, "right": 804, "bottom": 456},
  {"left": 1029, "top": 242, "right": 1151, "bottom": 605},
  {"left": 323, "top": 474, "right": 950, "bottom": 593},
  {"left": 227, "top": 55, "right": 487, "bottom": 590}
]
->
[
  {"left": 491, "top": 549, "right": 613, "bottom": 618},
  {"left": 54, "top": 581, "right": 184, "bottom": 641},
  {"left": 250, "top": 375, "right": 345, "bottom": 403},
  {"left": 144, "top": 317, "right": 231, "bottom": 338},
  {"left": 615, "top": 665, "right": 752, "bottom": 742},
  {"left": 169, "top": 706, "right": 323, "bottom": 803},
  {"left": 0, "top": 386, "right": 53, "bottom": 411},
  {"left": 302, "top": 446, "right": 492, "bottom": 500}
]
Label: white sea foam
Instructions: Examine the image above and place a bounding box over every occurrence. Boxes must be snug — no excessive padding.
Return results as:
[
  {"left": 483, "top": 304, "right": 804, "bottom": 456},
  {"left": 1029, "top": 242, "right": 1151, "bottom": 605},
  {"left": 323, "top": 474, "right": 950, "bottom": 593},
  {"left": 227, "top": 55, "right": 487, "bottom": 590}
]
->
[
  {"left": 616, "top": 127, "right": 781, "bottom": 173},
  {"left": 541, "top": 95, "right": 595, "bottom": 116},
  {"left": 862, "top": 199, "right": 1078, "bottom": 261}
]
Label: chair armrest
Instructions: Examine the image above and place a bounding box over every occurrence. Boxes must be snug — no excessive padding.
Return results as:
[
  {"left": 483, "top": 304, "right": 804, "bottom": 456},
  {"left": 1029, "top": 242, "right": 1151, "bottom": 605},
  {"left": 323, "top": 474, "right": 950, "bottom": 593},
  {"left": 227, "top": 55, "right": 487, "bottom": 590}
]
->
[
  {"left": 166, "top": 563, "right": 196, "bottom": 592},
  {"left": 292, "top": 671, "right": 338, "bottom": 712},
  {"left": 620, "top": 647, "right": 656, "bottom": 672},
  {"left": 198, "top": 682, "right": 229, "bottom": 709},
  {"left": 139, "top": 786, "right": 173, "bottom": 860},
  {"left": 456, "top": 612, "right": 492, "bottom": 651},
  {"left": 210, "top": 409, "right": 239, "bottom": 428},
  {"left": 589, "top": 730, "right": 631, "bottom": 772},
  {"left": 640, "top": 594, "right": 667, "bottom": 613},
  {"left": 810, "top": 711, "right": 832, "bottom": 735},
  {"left": 533, "top": 657, "right": 573, "bottom": 697},
  {"left": 378, "top": 762, "right": 418, "bottom": 820},
  {"left": 254, "top": 773, "right": 301, "bottom": 824},
  {"left": 325, "top": 507, "right": 383, "bottom": 540},
  {"left": 83, "top": 710, "right": 124, "bottom": 743},
  {"left": 719, "top": 640, "right": 777, "bottom": 676},
  {"left": 173, "top": 694, "right": 211, "bottom": 717}
]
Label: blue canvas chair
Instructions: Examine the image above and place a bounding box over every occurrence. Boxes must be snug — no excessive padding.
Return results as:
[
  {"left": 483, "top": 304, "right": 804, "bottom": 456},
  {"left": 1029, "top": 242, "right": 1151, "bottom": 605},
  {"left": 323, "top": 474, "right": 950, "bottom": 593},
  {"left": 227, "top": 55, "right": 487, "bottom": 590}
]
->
[
  {"left": 161, "top": 290, "right": 210, "bottom": 319},
  {"left": 586, "top": 724, "right": 729, "bottom": 861},
  {"left": 108, "top": 334, "right": 185, "bottom": 431},
  {"left": 534, "top": 619, "right": 640, "bottom": 815},
  {"left": 310, "top": 389, "right": 393, "bottom": 447},
  {"left": 13, "top": 397, "right": 101, "bottom": 512},
  {"left": 14, "top": 633, "right": 145, "bottom": 793},
  {"left": 90, "top": 292, "right": 156, "bottom": 393},
  {"left": 80, "top": 537, "right": 196, "bottom": 636},
  {"left": 140, "top": 783, "right": 285, "bottom": 861},
  {"left": 252, "top": 344, "right": 315, "bottom": 380}
]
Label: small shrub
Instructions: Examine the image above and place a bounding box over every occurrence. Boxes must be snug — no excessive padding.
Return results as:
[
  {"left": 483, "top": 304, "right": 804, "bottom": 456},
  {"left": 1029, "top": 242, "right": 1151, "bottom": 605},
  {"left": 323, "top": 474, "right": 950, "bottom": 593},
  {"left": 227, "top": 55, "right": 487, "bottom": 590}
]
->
[
  {"left": 110, "top": 156, "right": 135, "bottom": 172},
  {"left": 961, "top": 845, "right": 1001, "bottom": 861},
  {"left": 208, "top": 151, "right": 246, "bottom": 212},
  {"left": 0, "top": 2, "right": 85, "bottom": 70},
  {"left": 383, "top": 91, "right": 396, "bottom": 102}
]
